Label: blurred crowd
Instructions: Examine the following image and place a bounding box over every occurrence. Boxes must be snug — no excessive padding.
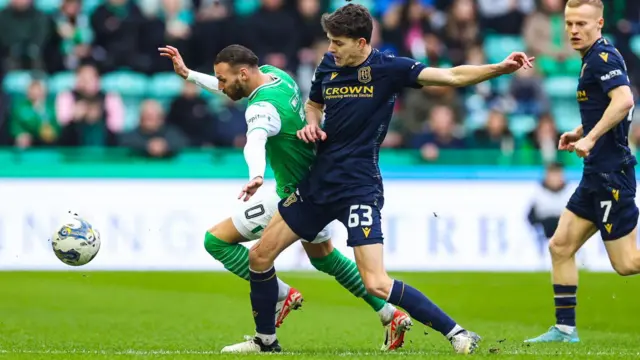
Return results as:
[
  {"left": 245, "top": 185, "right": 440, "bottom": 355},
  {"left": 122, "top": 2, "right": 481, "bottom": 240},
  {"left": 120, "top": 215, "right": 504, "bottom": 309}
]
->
[{"left": 0, "top": 0, "right": 639, "bottom": 161}]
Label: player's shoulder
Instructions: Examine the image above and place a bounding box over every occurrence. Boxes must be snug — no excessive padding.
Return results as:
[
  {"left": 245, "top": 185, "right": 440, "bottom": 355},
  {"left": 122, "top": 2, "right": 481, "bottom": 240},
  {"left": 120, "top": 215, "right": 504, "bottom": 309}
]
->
[
  {"left": 585, "top": 38, "right": 624, "bottom": 65},
  {"left": 316, "top": 53, "right": 337, "bottom": 73},
  {"left": 245, "top": 100, "right": 278, "bottom": 117}
]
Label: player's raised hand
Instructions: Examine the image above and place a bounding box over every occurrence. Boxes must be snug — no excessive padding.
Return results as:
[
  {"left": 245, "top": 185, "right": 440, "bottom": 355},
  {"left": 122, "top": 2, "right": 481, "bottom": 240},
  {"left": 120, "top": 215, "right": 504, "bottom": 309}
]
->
[
  {"left": 238, "top": 176, "right": 264, "bottom": 202},
  {"left": 572, "top": 137, "right": 595, "bottom": 158},
  {"left": 158, "top": 45, "right": 189, "bottom": 79},
  {"left": 498, "top": 52, "right": 535, "bottom": 74},
  {"left": 297, "top": 124, "right": 327, "bottom": 143},
  {"left": 558, "top": 130, "right": 582, "bottom": 152}
]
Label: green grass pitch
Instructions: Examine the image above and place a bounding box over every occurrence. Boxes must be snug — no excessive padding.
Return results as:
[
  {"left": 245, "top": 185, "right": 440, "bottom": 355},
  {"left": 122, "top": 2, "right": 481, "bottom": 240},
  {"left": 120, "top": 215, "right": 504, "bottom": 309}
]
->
[{"left": 0, "top": 271, "right": 638, "bottom": 359}]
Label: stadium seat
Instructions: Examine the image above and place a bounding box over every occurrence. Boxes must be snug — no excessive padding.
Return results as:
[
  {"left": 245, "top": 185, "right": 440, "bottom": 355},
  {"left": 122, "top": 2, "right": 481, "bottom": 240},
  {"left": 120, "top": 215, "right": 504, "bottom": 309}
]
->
[
  {"left": 631, "top": 35, "right": 640, "bottom": 57},
  {"left": 35, "top": 0, "right": 61, "bottom": 13},
  {"left": 551, "top": 101, "right": 581, "bottom": 132},
  {"left": 509, "top": 114, "right": 537, "bottom": 138},
  {"left": 101, "top": 71, "right": 149, "bottom": 98},
  {"left": 543, "top": 76, "right": 578, "bottom": 99},
  {"left": 122, "top": 99, "right": 141, "bottom": 131},
  {"left": 47, "top": 71, "right": 76, "bottom": 94},
  {"left": 81, "top": 0, "right": 101, "bottom": 14},
  {"left": 148, "top": 72, "right": 184, "bottom": 99},
  {"left": 2, "top": 71, "right": 38, "bottom": 96},
  {"left": 234, "top": 0, "right": 260, "bottom": 16},
  {"left": 483, "top": 35, "right": 525, "bottom": 65}
]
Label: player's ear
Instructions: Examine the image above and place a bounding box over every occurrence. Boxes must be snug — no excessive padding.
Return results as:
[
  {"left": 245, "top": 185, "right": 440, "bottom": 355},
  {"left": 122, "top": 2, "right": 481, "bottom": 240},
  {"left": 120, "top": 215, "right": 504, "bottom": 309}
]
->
[
  {"left": 597, "top": 17, "right": 604, "bottom": 30},
  {"left": 357, "top": 38, "right": 367, "bottom": 49}
]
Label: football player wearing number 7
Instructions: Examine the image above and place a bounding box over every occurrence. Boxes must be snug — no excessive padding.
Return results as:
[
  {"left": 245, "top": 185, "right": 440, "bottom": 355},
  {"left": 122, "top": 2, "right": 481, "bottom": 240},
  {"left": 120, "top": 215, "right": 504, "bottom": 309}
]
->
[
  {"left": 158, "top": 44, "right": 412, "bottom": 351},
  {"left": 525, "top": 0, "right": 639, "bottom": 344}
]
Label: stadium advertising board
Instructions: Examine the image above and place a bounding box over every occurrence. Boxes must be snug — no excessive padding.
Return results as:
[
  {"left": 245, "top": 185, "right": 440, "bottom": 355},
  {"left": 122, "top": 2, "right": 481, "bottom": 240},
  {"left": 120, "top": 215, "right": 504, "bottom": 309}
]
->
[{"left": 0, "top": 179, "right": 629, "bottom": 271}]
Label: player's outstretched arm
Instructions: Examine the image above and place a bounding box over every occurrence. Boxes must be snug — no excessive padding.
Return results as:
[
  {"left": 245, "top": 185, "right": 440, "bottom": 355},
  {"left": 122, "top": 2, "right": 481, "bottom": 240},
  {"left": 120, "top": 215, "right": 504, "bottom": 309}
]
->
[
  {"left": 417, "top": 52, "right": 535, "bottom": 88},
  {"left": 158, "top": 45, "right": 221, "bottom": 93}
]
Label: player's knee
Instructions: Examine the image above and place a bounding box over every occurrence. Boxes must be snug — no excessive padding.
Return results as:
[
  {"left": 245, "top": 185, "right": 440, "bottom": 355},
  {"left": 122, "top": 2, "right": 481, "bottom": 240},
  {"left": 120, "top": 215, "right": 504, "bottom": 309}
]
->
[
  {"left": 362, "top": 274, "right": 393, "bottom": 299},
  {"left": 248, "top": 243, "right": 275, "bottom": 271},
  {"left": 548, "top": 236, "right": 575, "bottom": 259}
]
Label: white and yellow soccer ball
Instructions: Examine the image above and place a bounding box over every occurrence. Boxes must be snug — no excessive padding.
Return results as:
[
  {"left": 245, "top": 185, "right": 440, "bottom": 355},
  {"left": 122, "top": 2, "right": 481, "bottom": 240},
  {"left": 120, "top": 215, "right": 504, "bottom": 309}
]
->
[{"left": 51, "top": 213, "right": 101, "bottom": 266}]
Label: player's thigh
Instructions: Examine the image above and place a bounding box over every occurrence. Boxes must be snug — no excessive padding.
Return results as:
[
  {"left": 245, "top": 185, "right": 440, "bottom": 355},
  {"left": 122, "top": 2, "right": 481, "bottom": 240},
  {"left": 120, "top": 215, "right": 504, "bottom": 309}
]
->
[
  {"left": 229, "top": 193, "right": 279, "bottom": 242},
  {"left": 338, "top": 202, "right": 384, "bottom": 248},
  {"left": 550, "top": 208, "right": 597, "bottom": 256},
  {"left": 300, "top": 222, "right": 335, "bottom": 258},
  {"left": 591, "top": 169, "right": 639, "bottom": 242},
  {"left": 557, "top": 181, "right": 599, "bottom": 254},
  {"left": 249, "top": 209, "right": 303, "bottom": 267},
  {"left": 595, "top": 169, "right": 640, "bottom": 274},
  {"left": 604, "top": 226, "right": 639, "bottom": 275},
  {"left": 277, "top": 190, "right": 333, "bottom": 242},
  {"left": 207, "top": 217, "right": 247, "bottom": 244}
]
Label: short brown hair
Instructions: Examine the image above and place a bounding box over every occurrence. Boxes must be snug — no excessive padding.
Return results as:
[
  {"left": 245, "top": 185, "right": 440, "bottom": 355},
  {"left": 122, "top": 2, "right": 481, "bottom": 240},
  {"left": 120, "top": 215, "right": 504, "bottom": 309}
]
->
[
  {"left": 214, "top": 45, "right": 259, "bottom": 68},
  {"left": 566, "top": 0, "right": 604, "bottom": 11},
  {"left": 321, "top": 4, "right": 373, "bottom": 43}
]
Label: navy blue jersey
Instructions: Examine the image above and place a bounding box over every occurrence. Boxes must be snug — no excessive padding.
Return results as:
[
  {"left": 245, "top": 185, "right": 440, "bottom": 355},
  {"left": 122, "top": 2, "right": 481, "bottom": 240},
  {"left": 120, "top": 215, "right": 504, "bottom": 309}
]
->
[
  {"left": 304, "top": 49, "right": 426, "bottom": 204},
  {"left": 578, "top": 37, "right": 636, "bottom": 173}
]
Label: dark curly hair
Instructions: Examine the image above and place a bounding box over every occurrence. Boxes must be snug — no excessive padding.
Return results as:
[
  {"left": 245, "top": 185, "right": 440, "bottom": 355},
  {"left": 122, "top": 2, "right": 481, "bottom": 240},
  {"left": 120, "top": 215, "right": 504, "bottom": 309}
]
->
[
  {"left": 214, "top": 44, "right": 259, "bottom": 67},
  {"left": 321, "top": 4, "right": 373, "bottom": 43}
]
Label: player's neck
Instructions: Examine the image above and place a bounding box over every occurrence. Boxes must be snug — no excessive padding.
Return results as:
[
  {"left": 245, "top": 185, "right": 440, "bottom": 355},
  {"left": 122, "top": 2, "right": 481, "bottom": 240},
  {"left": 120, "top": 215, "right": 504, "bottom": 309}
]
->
[
  {"left": 579, "top": 35, "right": 602, "bottom": 57},
  {"left": 350, "top": 46, "right": 373, "bottom": 68},
  {"left": 247, "top": 72, "right": 274, "bottom": 95}
]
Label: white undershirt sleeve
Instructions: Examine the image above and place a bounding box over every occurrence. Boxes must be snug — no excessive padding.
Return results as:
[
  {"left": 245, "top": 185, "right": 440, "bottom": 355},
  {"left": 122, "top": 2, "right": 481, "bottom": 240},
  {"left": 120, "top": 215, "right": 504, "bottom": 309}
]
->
[
  {"left": 186, "top": 70, "right": 220, "bottom": 93},
  {"left": 243, "top": 102, "right": 281, "bottom": 180}
]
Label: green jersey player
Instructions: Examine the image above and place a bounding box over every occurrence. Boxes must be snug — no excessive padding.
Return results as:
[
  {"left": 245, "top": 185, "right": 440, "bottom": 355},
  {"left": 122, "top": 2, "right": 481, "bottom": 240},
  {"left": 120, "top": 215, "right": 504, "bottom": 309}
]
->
[{"left": 159, "top": 44, "right": 411, "bottom": 351}]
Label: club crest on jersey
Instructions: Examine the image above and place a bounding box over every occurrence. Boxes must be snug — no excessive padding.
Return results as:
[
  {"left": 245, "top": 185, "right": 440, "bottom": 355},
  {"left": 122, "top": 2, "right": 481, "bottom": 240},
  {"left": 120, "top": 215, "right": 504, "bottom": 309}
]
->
[
  {"left": 358, "top": 66, "right": 372, "bottom": 84},
  {"left": 283, "top": 193, "right": 297, "bottom": 207}
]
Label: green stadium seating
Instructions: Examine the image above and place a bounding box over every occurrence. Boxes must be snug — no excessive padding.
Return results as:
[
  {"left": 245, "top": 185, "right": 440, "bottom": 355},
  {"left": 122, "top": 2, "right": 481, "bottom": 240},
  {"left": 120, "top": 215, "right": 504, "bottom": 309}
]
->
[
  {"left": 509, "top": 114, "right": 537, "bottom": 137},
  {"left": 35, "top": 0, "right": 61, "bottom": 13},
  {"left": 122, "top": 99, "right": 141, "bottom": 131},
  {"left": 2, "top": 71, "right": 37, "bottom": 96},
  {"left": 483, "top": 35, "right": 525, "bottom": 65},
  {"left": 234, "top": 0, "right": 260, "bottom": 16},
  {"left": 631, "top": 35, "right": 640, "bottom": 57},
  {"left": 148, "top": 72, "right": 184, "bottom": 99},
  {"left": 101, "top": 71, "right": 148, "bottom": 98},
  {"left": 551, "top": 100, "right": 580, "bottom": 132},
  {"left": 47, "top": 71, "right": 76, "bottom": 94},
  {"left": 543, "top": 76, "right": 578, "bottom": 99}
]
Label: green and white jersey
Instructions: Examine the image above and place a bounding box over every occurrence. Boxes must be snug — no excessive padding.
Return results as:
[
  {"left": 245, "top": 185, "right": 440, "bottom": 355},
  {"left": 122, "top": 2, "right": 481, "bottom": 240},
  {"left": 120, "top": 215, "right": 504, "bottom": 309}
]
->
[{"left": 244, "top": 65, "right": 315, "bottom": 199}]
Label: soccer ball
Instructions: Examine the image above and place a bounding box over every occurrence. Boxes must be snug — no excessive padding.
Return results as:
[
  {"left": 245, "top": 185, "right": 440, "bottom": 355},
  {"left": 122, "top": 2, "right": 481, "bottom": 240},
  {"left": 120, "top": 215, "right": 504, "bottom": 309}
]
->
[{"left": 51, "top": 213, "right": 101, "bottom": 266}]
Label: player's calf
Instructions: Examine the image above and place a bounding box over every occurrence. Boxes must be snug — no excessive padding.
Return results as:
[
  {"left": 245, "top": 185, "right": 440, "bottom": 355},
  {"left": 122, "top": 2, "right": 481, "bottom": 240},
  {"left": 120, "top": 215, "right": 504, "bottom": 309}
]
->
[{"left": 205, "top": 220, "right": 251, "bottom": 280}]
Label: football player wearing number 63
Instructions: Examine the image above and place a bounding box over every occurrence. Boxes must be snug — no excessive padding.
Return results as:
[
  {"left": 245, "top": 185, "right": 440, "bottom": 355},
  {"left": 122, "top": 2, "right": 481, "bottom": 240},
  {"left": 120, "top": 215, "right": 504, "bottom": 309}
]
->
[
  {"left": 525, "top": 0, "right": 639, "bottom": 344},
  {"left": 158, "top": 44, "right": 412, "bottom": 352}
]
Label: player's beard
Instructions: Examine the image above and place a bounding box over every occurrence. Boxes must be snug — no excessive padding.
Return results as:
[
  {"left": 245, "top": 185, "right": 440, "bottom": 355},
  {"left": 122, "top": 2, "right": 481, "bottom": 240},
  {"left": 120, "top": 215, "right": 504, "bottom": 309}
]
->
[{"left": 224, "top": 80, "right": 246, "bottom": 101}]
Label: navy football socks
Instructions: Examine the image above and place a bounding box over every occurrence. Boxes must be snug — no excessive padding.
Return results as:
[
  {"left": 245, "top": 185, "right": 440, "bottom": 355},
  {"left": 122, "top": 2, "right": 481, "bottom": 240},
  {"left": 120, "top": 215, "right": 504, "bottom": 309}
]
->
[
  {"left": 250, "top": 267, "right": 279, "bottom": 337},
  {"left": 388, "top": 279, "right": 458, "bottom": 337},
  {"left": 553, "top": 284, "right": 577, "bottom": 327}
]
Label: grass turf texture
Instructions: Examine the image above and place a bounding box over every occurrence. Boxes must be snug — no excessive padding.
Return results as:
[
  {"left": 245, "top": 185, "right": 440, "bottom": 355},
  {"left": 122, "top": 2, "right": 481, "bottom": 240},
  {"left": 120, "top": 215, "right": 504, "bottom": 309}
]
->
[{"left": 0, "top": 271, "right": 638, "bottom": 359}]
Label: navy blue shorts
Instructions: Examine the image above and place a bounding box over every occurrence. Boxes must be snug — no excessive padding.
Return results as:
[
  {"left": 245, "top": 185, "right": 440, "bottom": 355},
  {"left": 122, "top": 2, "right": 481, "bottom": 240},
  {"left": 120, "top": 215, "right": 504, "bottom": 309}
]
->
[
  {"left": 566, "top": 167, "right": 639, "bottom": 240},
  {"left": 278, "top": 190, "right": 384, "bottom": 247}
]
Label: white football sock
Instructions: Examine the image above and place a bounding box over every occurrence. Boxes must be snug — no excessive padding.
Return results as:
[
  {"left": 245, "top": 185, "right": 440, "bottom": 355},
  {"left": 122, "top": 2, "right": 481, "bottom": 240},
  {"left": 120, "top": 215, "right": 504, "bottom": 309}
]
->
[
  {"left": 556, "top": 324, "right": 575, "bottom": 334},
  {"left": 446, "top": 324, "right": 464, "bottom": 340},
  {"left": 277, "top": 278, "right": 290, "bottom": 302},
  {"left": 255, "top": 333, "right": 277, "bottom": 346},
  {"left": 378, "top": 303, "right": 397, "bottom": 324}
]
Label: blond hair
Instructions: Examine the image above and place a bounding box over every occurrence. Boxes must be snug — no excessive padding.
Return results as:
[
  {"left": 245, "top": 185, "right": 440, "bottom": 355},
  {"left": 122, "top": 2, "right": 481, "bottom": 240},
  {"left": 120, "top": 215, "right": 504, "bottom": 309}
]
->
[{"left": 566, "top": 0, "right": 604, "bottom": 11}]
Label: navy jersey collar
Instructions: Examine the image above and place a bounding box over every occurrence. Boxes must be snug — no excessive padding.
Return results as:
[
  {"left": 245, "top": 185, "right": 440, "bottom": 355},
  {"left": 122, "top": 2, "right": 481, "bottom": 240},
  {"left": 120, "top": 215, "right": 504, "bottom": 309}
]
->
[{"left": 582, "top": 37, "right": 605, "bottom": 59}]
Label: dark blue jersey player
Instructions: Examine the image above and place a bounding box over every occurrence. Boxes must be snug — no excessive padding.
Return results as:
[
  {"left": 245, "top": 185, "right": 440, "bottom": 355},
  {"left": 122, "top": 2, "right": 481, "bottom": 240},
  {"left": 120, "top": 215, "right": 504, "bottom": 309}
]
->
[
  {"left": 526, "top": 0, "right": 640, "bottom": 345},
  {"left": 222, "top": 3, "right": 534, "bottom": 354}
]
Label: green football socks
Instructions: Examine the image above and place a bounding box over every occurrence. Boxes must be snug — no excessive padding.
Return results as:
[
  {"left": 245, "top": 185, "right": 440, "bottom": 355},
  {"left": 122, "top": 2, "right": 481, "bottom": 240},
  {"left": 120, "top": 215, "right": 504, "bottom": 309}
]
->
[{"left": 309, "top": 248, "right": 387, "bottom": 312}]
